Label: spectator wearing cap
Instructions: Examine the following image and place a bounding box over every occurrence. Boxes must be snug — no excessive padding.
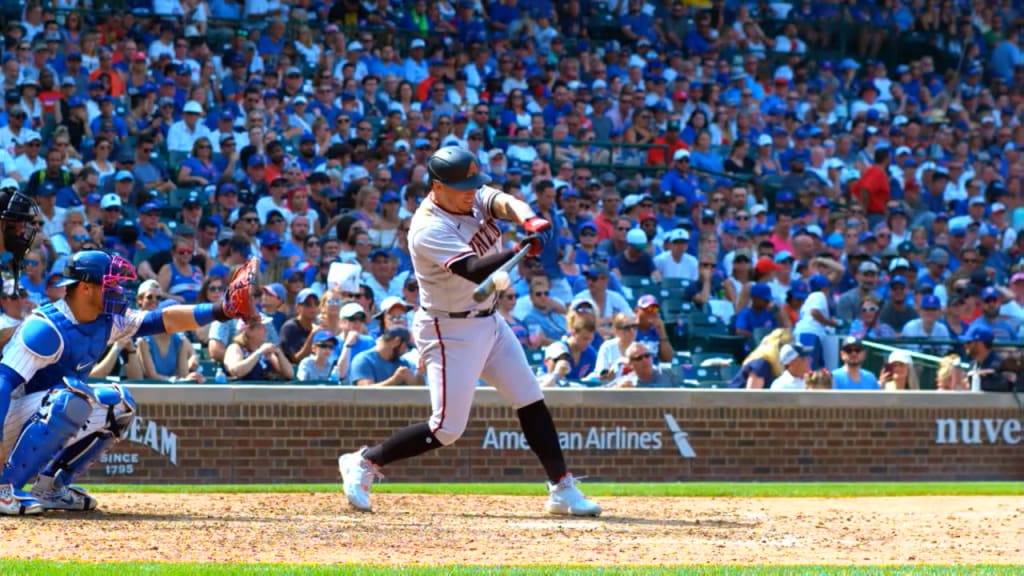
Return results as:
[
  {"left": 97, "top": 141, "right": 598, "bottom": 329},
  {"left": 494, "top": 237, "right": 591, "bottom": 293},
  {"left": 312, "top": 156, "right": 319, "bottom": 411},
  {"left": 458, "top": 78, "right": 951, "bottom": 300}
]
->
[
  {"left": 0, "top": 105, "right": 29, "bottom": 157},
  {"left": 659, "top": 148, "right": 698, "bottom": 205},
  {"left": 918, "top": 248, "right": 950, "bottom": 305},
  {"left": 968, "top": 286, "right": 1017, "bottom": 342},
  {"left": 351, "top": 327, "right": 420, "bottom": 387},
  {"left": 960, "top": 326, "right": 1014, "bottom": 392},
  {"left": 734, "top": 283, "right": 789, "bottom": 340},
  {"left": 770, "top": 344, "right": 812, "bottom": 390},
  {"left": 280, "top": 288, "right": 321, "bottom": 364},
  {"left": 902, "top": 294, "right": 952, "bottom": 350},
  {"left": 647, "top": 118, "right": 688, "bottom": 167},
  {"left": 167, "top": 100, "right": 212, "bottom": 153},
  {"left": 837, "top": 260, "right": 881, "bottom": 323},
  {"left": 878, "top": 274, "right": 918, "bottom": 333},
  {"left": 33, "top": 171, "right": 65, "bottom": 238},
  {"left": 14, "top": 131, "right": 48, "bottom": 184},
  {"left": 793, "top": 274, "right": 838, "bottom": 366},
  {"left": 135, "top": 200, "right": 171, "bottom": 254},
  {"left": 653, "top": 228, "right": 698, "bottom": 282},
  {"left": 297, "top": 329, "right": 342, "bottom": 382},
  {"left": 575, "top": 264, "right": 631, "bottom": 325},
  {"left": 256, "top": 176, "right": 295, "bottom": 227},
  {"left": 632, "top": 294, "right": 673, "bottom": 363},
  {"left": 616, "top": 228, "right": 659, "bottom": 280},
  {"left": 831, "top": 337, "right": 880, "bottom": 391},
  {"left": 224, "top": 316, "right": 295, "bottom": 382}
]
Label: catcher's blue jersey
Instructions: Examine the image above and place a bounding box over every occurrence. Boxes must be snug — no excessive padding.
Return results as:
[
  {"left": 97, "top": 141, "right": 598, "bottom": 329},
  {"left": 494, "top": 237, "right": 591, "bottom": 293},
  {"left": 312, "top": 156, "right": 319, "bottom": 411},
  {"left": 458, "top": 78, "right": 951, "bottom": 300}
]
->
[{"left": 2, "top": 301, "right": 145, "bottom": 395}]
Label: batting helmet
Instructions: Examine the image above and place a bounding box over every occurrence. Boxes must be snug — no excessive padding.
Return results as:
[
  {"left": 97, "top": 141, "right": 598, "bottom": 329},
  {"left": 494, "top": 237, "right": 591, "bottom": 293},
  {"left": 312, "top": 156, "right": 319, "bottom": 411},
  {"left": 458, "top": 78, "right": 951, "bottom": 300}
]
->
[{"left": 427, "top": 146, "right": 491, "bottom": 191}]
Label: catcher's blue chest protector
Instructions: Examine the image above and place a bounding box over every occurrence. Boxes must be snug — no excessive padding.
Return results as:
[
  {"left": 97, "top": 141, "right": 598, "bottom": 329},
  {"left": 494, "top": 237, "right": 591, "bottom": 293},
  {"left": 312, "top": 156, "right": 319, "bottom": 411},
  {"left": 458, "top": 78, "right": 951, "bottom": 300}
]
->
[{"left": 22, "top": 304, "right": 114, "bottom": 395}]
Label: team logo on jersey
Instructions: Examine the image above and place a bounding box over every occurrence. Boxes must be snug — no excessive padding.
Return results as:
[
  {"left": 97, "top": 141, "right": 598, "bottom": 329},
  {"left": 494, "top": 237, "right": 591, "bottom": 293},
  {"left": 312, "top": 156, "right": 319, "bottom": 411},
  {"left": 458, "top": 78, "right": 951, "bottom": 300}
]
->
[{"left": 468, "top": 220, "right": 501, "bottom": 256}]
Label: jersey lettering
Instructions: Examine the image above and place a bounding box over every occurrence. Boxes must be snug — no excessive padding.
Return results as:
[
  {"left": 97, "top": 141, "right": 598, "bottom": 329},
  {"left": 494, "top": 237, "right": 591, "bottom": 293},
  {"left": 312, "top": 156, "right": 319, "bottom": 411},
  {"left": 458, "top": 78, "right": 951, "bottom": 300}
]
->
[{"left": 467, "top": 220, "right": 501, "bottom": 257}]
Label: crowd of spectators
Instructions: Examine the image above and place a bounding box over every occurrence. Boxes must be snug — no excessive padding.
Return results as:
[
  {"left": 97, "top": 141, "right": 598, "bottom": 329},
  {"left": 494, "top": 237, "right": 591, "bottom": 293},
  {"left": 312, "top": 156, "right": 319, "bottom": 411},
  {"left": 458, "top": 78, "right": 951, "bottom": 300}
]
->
[{"left": 0, "top": 1, "right": 1022, "bottom": 391}]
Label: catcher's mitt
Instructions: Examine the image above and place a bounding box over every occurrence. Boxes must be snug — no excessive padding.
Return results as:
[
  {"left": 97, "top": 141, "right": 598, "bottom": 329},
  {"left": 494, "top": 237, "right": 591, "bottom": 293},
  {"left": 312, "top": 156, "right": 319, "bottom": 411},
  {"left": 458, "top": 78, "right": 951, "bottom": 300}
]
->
[{"left": 221, "top": 257, "right": 260, "bottom": 320}]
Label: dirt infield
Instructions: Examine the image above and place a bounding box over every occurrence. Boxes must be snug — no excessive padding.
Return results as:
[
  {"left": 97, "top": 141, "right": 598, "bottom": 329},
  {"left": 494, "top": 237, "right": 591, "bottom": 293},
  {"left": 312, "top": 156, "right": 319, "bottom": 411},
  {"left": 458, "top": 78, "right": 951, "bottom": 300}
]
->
[{"left": 0, "top": 494, "right": 1020, "bottom": 566}]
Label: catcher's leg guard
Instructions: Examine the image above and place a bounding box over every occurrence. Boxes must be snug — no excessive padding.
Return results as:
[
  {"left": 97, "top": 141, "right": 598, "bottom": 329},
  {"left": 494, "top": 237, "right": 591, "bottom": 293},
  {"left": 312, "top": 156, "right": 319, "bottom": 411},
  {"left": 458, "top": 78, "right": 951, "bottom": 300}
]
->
[
  {"left": 0, "top": 386, "right": 92, "bottom": 489},
  {"left": 33, "top": 385, "right": 136, "bottom": 511}
]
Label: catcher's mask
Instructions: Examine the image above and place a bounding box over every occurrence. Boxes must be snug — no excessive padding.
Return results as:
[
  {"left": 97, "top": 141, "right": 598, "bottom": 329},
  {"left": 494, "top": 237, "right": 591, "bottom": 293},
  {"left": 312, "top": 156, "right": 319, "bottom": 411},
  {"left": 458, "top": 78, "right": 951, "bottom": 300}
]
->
[
  {"left": 0, "top": 181, "right": 39, "bottom": 297},
  {"left": 56, "top": 250, "right": 138, "bottom": 316}
]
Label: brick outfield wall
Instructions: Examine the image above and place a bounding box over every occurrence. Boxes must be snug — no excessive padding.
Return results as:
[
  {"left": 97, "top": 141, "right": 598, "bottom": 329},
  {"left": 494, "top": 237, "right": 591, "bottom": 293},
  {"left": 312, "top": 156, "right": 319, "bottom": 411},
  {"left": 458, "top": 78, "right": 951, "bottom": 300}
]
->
[{"left": 81, "top": 388, "right": 1024, "bottom": 483}]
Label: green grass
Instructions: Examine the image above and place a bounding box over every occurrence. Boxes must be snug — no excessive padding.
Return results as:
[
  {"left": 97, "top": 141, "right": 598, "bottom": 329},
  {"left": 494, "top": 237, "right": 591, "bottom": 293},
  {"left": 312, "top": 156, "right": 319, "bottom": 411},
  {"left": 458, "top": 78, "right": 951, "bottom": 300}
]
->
[
  {"left": 2, "top": 563, "right": 1022, "bottom": 576},
  {"left": 80, "top": 481, "right": 1024, "bottom": 498}
]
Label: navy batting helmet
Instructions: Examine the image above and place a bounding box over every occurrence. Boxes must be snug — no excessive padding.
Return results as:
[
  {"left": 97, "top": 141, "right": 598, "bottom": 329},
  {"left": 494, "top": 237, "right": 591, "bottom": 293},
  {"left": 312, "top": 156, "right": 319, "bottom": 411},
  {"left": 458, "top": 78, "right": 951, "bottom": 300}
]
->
[{"left": 427, "top": 146, "right": 491, "bottom": 191}]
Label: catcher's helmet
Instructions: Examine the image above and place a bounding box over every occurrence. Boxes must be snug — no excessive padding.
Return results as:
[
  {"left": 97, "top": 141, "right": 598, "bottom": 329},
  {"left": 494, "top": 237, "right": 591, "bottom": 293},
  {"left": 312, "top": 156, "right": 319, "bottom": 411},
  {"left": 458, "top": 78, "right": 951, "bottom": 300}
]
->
[
  {"left": 56, "top": 250, "right": 135, "bottom": 287},
  {"left": 427, "top": 145, "right": 491, "bottom": 191}
]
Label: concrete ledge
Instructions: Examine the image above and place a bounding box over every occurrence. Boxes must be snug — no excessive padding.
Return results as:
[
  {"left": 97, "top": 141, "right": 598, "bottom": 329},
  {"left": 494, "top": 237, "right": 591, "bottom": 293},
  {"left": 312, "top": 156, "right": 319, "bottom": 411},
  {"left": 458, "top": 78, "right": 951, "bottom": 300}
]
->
[{"left": 126, "top": 385, "right": 1022, "bottom": 410}]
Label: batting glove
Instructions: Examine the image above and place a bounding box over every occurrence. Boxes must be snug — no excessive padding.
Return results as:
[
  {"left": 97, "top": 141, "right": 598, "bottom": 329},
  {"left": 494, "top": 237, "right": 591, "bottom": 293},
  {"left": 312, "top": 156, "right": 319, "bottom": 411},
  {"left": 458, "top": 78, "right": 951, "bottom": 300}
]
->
[{"left": 523, "top": 217, "right": 553, "bottom": 244}]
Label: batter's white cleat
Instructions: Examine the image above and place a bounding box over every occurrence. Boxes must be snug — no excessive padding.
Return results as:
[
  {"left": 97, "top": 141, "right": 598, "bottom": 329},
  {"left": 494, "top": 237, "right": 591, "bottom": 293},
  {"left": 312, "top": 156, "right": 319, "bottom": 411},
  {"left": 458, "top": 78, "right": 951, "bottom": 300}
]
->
[
  {"left": 546, "top": 473, "right": 601, "bottom": 517},
  {"left": 0, "top": 483, "right": 43, "bottom": 516},
  {"left": 30, "top": 484, "right": 97, "bottom": 511},
  {"left": 338, "top": 449, "right": 382, "bottom": 512}
]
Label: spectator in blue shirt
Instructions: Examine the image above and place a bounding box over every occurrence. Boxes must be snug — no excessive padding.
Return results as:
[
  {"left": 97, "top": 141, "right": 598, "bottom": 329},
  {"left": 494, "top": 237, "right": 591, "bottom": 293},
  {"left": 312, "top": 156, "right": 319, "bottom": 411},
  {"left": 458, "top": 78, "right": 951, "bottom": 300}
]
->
[
  {"left": 969, "top": 287, "right": 1018, "bottom": 342},
  {"left": 350, "top": 327, "right": 421, "bottom": 387},
  {"left": 830, "top": 336, "right": 881, "bottom": 390},
  {"left": 734, "top": 283, "right": 786, "bottom": 339}
]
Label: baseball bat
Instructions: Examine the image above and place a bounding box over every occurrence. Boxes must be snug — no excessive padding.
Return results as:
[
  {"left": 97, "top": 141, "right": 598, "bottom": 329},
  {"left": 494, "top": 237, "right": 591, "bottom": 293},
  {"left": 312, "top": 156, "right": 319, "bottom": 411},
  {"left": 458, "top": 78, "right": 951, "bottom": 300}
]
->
[{"left": 472, "top": 244, "right": 532, "bottom": 302}]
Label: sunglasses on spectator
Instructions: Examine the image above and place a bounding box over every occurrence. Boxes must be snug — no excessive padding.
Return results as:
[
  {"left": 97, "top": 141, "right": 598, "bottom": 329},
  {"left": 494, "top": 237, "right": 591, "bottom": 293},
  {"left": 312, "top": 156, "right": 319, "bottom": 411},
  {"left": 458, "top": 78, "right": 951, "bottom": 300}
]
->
[
  {"left": 343, "top": 292, "right": 362, "bottom": 299},
  {"left": 243, "top": 217, "right": 259, "bottom": 223},
  {"left": 141, "top": 294, "right": 161, "bottom": 301},
  {"left": 176, "top": 249, "right": 193, "bottom": 256},
  {"left": 347, "top": 313, "right": 367, "bottom": 322},
  {"left": 700, "top": 263, "right": 715, "bottom": 268},
  {"left": 327, "top": 298, "right": 344, "bottom": 306},
  {"left": 629, "top": 353, "right": 652, "bottom": 362},
  {"left": 963, "top": 258, "right": 980, "bottom": 264},
  {"left": 843, "top": 346, "right": 864, "bottom": 353},
  {"left": 861, "top": 306, "right": 879, "bottom": 313},
  {"left": 355, "top": 240, "right": 370, "bottom": 247},
  {"left": 208, "top": 285, "right": 224, "bottom": 292},
  {"left": 533, "top": 291, "right": 549, "bottom": 297},
  {"left": 618, "top": 324, "right": 638, "bottom": 330}
]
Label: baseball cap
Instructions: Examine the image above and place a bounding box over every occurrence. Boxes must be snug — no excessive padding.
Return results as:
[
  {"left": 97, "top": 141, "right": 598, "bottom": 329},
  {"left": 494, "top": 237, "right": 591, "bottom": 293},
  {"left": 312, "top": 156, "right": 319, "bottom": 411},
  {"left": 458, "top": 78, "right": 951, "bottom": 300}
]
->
[
  {"left": 920, "top": 294, "right": 941, "bottom": 309},
  {"left": 583, "top": 264, "right": 609, "bottom": 278},
  {"left": 809, "top": 274, "right": 831, "bottom": 291},
  {"left": 665, "top": 228, "right": 689, "bottom": 242},
  {"left": 750, "top": 283, "right": 772, "bottom": 301},
  {"left": 858, "top": 261, "right": 880, "bottom": 274},
  {"left": 787, "top": 280, "right": 808, "bottom": 300},
  {"left": 384, "top": 326, "right": 412, "bottom": 346},
  {"left": 1011, "top": 272, "right": 1024, "bottom": 284},
  {"left": 376, "top": 295, "right": 413, "bottom": 318},
  {"left": 779, "top": 344, "right": 810, "bottom": 366},
  {"left": 774, "top": 251, "right": 794, "bottom": 264},
  {"left": 841, "top": 336, "right": 863, "bottom": 351},
  {"left": 959, "top": 325, "right": 994, "bottom": 345},
  {"left": 99, "top": 193, "right": 122, "bottom": 210},
  {"left": 183, "top": 100, "right": 204, "bottom": 114},
  {"left": 312, "top": 330, "right": 338, "bottom": 346},
  {"left": 340, "top": 302, "right": 366, "bottom": 319},
  {"left": 889, "top": 275, "right": 908, "bottom": 287},
  {"left": 174, "top": 223, "right": 196, "bottom": 237},
  {"left": 888, "top": 257, "right": 910, "bottom": 272},
  {"left": 626, "top": 228, "right": 647, "bottom": 247},
  {"left": 262, "top": 283, "right": 286, "bottom": 301},
  {"left": 579, "top": 221, "right": 597, "bottom": 234},
  {"left": 296, "top": 288, "right": 320, "bottom": 305},
  {"left": 139, "top": 201, "right": 162, "bottom": 214},
  {"left": 755, "top": 257, "right": 779, "bottom": 275},
  {"left": 544, "top": 340, "right": 570, "bottom": 361},
  {"left": 259, "top": 230, "right": 281, "bottom": 247},
  {"left": 636, "top": 294, "right": 659, "bottom": 310},
  {"left": 673, "top": 149, "right": 690, "bottom": 161},
  {"left": 981, "top": 286, "right": 1001, "bottom": 301}
]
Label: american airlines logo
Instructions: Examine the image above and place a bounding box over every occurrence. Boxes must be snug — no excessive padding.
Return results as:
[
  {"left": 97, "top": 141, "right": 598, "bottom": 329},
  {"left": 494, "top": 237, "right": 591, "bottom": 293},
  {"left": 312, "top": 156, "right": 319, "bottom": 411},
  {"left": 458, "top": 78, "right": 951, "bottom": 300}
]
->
[{"left": 481, "top": 413, "right": 696, "bottom": 458}]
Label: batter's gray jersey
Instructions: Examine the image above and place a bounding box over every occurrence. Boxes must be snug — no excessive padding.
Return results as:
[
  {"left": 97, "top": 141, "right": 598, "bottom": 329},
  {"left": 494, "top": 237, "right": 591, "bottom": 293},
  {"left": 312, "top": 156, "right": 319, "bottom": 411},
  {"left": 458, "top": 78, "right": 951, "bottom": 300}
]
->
[{"left": 409, "top": 186, "right": 503, "bottom": 313}]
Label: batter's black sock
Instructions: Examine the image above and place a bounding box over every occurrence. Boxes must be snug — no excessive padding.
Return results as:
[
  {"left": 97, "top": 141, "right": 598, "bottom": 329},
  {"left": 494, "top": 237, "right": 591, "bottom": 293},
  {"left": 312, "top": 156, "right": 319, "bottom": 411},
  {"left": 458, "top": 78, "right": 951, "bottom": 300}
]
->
[
  {"left": 363, "top": 422, "right": 442, "bottom": 467},
  {"left": 517, "top": 400, "right": 568, "bottom": 484}
]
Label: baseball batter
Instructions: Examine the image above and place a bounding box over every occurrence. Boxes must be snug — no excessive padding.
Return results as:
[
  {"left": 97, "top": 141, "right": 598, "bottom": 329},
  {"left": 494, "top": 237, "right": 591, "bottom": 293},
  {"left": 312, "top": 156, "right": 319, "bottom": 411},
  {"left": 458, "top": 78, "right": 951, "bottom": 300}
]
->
[{"left": 339, "top": 147, "right": 600, "bottom": 516}]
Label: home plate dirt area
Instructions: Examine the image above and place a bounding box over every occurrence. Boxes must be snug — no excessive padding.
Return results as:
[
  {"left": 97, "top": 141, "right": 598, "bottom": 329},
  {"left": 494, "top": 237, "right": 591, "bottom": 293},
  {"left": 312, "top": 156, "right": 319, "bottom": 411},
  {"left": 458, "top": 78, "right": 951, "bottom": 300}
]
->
[{"left": 0, "top": 494, "right": 1019, "bottom": 566}]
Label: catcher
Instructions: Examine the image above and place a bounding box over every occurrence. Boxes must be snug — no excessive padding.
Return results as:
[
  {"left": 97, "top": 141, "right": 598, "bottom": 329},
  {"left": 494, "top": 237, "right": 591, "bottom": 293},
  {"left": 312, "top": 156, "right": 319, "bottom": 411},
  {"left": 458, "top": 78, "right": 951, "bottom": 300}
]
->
[{"left": 0, "top": 190, "right": 260, "bottom": 514}]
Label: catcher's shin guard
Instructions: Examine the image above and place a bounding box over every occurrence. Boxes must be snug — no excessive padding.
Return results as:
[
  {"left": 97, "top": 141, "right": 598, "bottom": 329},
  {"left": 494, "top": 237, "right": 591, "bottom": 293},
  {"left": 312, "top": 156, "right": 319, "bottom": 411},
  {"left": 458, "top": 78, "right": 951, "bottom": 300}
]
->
[{"left": 0, "top": 387, "right": 92, "bottom": 488}]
